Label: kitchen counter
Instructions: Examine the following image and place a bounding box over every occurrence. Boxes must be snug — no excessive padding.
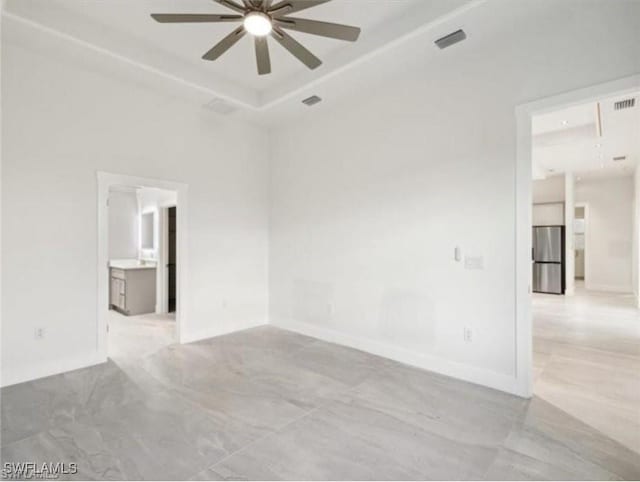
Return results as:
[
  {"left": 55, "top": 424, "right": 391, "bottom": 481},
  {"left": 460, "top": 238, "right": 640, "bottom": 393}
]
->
[{"left": 109, "top": 259, "right": 157, "bottom": 270}]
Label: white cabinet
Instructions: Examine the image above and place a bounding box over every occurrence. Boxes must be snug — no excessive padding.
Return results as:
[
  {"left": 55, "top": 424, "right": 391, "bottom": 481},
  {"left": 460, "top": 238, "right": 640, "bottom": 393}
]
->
[
  {"left": 533, "top": 202, "right": 564, "bottom": 226},
  {"left": 110, "top": 277, "right": 124, "bottom": 310},
  {"left": 109, "top": 267, "right": 156, "bottom": 316}
]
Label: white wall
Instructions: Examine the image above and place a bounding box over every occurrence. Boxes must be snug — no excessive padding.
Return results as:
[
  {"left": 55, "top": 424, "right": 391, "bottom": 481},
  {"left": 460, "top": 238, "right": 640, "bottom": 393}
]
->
[
  {"left": 533, "top": 176, "right": 565, "bottom": 204},
  {"left": 269, "top": 0, "right": 640, "bottom": 394},
  {"left": 576, "top": 177, "right": 634, "bottom": 293},
  {"left": 564, "top": 173, "right": 575, "bottom": 295},
  {"left": 1, "top": 18, "right": 269, "bottom": 385},
  {"left": 108, "top": 190, "right": 139, "bottom": 259},
  {"left": 633, "top": 168, "right": 640, "bottom": 305}
]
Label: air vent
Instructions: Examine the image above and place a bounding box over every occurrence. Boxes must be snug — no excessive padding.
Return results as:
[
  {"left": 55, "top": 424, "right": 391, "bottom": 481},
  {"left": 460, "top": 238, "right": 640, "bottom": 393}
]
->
[
  {"left": 614, "top": 98, "right": 635, "bottom": 110},
  {"left": 613, "top": 156, "right": 627, "bottom": 162},
  {"left": 204, "top": 98, "right": 237, "bottom": 115},
  {"left": 302, "top": 95, "right": 322, "bottom": 107},
  {"left": 435, "top": 29, "right": 467, "bottom": 49}
]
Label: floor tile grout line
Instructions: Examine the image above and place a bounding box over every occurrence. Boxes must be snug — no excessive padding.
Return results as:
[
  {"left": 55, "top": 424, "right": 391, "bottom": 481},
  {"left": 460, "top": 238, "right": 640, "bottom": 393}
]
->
[
  {"left": 200, "top": 367, "right": 379, "bottom": 476},
  {"left": 202, "top": 403, "right": 324, "bottom": 474}
]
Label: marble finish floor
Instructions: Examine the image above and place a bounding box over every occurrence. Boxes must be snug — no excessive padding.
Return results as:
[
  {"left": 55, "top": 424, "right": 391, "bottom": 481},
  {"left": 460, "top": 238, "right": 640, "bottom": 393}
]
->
[
  {"left": 107, "top": 309, "right": 176, "bottom": 361},
  {"left": 532, "top": 284, "right": 640, "bottom": 456},
  {"left": 2, "top": 289, "right": 639, "bottom": 480}
]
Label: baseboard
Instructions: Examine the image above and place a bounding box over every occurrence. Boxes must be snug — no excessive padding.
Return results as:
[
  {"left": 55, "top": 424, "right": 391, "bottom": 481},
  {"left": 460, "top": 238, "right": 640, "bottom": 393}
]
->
[
  {"left": 270, "top": 318, "right": 524, "bottom": 397},
  {"left": 1, "top": 321, "right": 268, "bottom": 387},
  {"left": 1, "top": 353, "right": 106, "bottom": 388},
  {"left": 585, "top": 283, "right": 633, "bottom": 294},
  {"left": 180, "top": 320, "right": 267, "bottom": 344}
]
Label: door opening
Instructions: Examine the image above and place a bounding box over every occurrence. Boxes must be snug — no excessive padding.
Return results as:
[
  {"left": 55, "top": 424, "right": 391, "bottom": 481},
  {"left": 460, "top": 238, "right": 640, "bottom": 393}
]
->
[
  {"left": 574, "top": 204, "right": 586, "bottom": 283},
  {"left": 515, "top": 74, "right": 639, "bottom": 399},
  {"left": 105, "top": 185, "right": 178, "bottom": 361},
  {"left": 168, "top": 206, "right": 177, "bottom": 313},
  {"left": 97, "top": 172, "right": 188, "bottom": 363}
]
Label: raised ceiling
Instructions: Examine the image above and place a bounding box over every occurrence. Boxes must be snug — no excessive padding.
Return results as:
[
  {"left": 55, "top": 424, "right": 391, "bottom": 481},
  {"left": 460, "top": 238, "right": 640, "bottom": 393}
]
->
[
  {"left": 532, "top": 92, "right": 640, "bottom": 181},
  {"left": 4, "top": 0, "right": 477, "bottom": 110}
]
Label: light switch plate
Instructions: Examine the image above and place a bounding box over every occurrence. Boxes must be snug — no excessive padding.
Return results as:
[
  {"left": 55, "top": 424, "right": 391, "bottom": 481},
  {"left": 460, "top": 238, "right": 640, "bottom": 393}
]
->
[{"left": 464, "top": 256, "right": 484, "bottom": 270}]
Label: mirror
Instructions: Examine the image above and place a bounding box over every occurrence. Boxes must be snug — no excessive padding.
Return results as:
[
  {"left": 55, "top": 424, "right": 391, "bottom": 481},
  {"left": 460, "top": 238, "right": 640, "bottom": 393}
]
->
[{"left": 141, "top": 213, "right": 154, "bottom": 249}]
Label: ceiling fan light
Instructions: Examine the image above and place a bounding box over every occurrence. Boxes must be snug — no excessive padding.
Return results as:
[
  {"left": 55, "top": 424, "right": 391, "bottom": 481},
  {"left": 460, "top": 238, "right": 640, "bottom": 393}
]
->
[{"left": 244, "top": 12, "right": 272, "bottom": 36}]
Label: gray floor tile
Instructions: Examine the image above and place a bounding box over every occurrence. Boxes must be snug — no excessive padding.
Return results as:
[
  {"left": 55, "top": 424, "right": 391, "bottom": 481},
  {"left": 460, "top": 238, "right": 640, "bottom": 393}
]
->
[
  {"left": 205, "top": 398, "right": 498, "bottom": 480},
  {"left": 483, "top": 448, "right": 585, "bottom": 481},
  {"left": 283, "top": 339, "right": 392, "bottom": 387},
  {"left": 508, "top": 397, "right": 640, "bottom": 480},
  {"left": 3, "top": 292, "right": 639, "bottom": 482},
  {"left": 344, "top": 361, "right": 528, "bottom": 448},
  {"left": 1, "top": 360, "right": 144, "bottom": 447},
  {"left": 0, "top": 421, "right": 124, "bottom": 480},
  {"left": 89, "top": 389, "right": 252, "bottom": 480},
  {"left": 1, "top": 373, "right": 78, "bottom": 446}
]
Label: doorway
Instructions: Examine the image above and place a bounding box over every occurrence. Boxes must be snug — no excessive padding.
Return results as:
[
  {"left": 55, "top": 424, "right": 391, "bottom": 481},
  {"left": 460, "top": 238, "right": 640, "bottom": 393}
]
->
[
  {"left": 516, "top": 76, "right": 640, "bottom": 452},
  {"left": 97, "top": 172, "right": 188, "bottom": 363},
  {"left": 515, "top": 74, "right": 640, "bottom": 398},
  {"left": 168, "top": 206, "right": 177, "bottom": 313},
  {"left": 574, "top": 204, "right": 587, "bottom": 283}
]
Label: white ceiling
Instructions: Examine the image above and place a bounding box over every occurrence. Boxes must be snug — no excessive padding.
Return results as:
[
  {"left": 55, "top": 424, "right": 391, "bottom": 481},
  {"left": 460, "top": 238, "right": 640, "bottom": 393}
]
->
[
  {"left": 6, "top": 0, "right": 612, "bottom": 129},
  {"left": 532, "top": 92, "right": 640, "bottom": 181},
  {"left": 4, "top": 0, "right": 475, "bottom": 110}
]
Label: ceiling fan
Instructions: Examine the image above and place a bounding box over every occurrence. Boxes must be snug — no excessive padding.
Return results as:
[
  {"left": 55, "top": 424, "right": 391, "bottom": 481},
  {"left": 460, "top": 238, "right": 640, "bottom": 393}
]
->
[{"left": 151, "top": 0, "right": 361, "bottom": 75}]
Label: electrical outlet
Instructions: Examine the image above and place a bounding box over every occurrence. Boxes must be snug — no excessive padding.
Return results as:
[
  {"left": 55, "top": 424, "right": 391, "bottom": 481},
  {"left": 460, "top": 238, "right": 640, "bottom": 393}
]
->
[
  {"left": 34, "top": 328, "right": 45, "bottom": 340},
  {"left": 463, "top": 327, "right": 473, "bottom": 343}
]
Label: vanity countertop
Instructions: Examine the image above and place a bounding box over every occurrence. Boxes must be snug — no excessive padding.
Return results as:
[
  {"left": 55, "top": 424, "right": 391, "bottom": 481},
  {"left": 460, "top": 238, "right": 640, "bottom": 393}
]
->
[{"left": 110, "top": 259, "right": 157, "bottom": 270}]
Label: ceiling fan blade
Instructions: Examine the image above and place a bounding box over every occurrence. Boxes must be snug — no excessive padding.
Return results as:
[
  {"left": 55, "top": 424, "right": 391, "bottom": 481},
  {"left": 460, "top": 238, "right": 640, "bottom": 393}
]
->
[
  {"left": 212, "top": 0, "right": 246, "bottom": 14},
  {"left": 275, "top": 17, "right": 360, "bottom": 41},
  {"left": 271, "top": 28, "right": 321, "bottom": 70},
  {"left": 269, "top": 0, "right": 331, "bottom": 16},
  {"left": 151, "top": 14, "right": 242, "bottom": 23},
  {"left": 254, "top": 36, "right": 271, "bottom": 75},
  {"left": 202, "top": 26, "right": 246, "bottom": 60}
]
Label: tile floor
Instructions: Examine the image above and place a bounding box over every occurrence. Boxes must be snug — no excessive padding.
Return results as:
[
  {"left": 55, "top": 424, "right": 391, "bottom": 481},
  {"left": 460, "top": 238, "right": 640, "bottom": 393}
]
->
[
  {"left": 107, "top": 309, "right": 175, "bottom": 361},
  {"left": 532, "top": 282, "right": 640, "bottom": 456},
  {"left": 1, "top": 286, "right": 639, "bottom": 480}
]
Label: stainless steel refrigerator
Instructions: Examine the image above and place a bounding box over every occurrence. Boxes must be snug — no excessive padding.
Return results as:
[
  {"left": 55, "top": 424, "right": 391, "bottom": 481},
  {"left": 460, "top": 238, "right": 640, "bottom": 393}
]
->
[{"left": 532, "top": 226, "right": 565, "bottom": 295}]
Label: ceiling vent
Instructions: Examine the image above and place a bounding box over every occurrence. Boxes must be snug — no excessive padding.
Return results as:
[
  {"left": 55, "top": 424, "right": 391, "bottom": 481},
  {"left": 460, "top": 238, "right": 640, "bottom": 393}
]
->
[
  {"left": 204, "top": 98, "right": 237, "bottom": 115},
  {"left": 612, "top": 156, "right": 627, "bottom": 162},
  {"left": 302, "top": 95, "right": 322, "bottom": 107},
  {"left": 435, "top": 29, "right": 467, "bottom": 49},
  {"left": 614, "top": 98, "right": 635, "bottom": 110}
]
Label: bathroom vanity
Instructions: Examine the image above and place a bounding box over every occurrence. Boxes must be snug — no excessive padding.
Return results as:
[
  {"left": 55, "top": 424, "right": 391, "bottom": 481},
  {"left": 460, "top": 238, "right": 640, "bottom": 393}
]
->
[{"left": 109, "top": 260, "right": 156, "bottom": 316}]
